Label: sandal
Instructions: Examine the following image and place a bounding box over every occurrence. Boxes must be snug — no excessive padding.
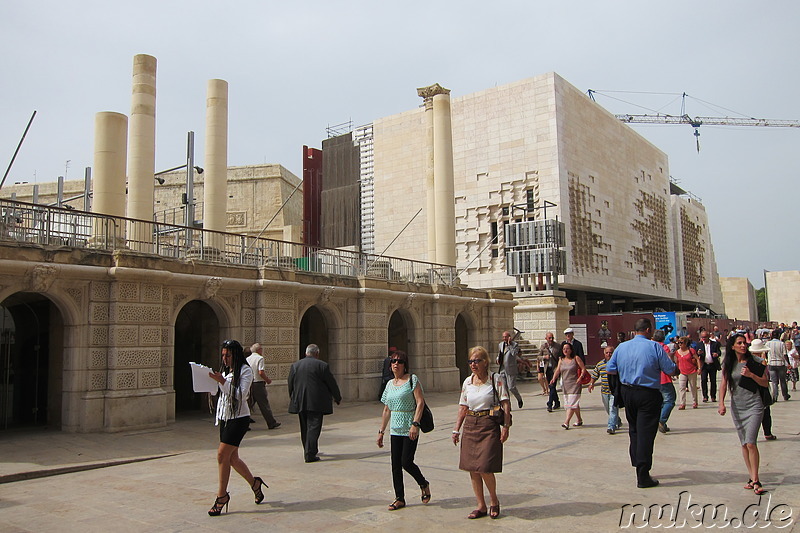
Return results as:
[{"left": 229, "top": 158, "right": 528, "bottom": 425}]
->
[
  {"left": 468, "top": 509, "right": 487, "bottom": 519},
  {"left": 208, "top": 492, "right": 230, "bottom": 516},
  {"left": 489, "top": 504, "right": 501, "bottom": 519},
  {"left": 421, "top": 483, "right": 431, "bottom": 504},
  {"left": 573, "top": 421, "right": 583, "bottom": 427},
  {"left": 743, "top": 479, "right": 754, "bottom": 490},
  {"left": 765, "top": 435, "right": 777, "bottom": 441},
  {"left": 561, "top": 423, "right": 569, "bottom": 430},
  {"left": 252, "top": 476, "right": 268, "bottom": 504},
  {"left": 753, "top": 481, "right": 767, "bottom": 495},
  {"left": 388, "top": 499, "right": 405, "bottom": 511}
]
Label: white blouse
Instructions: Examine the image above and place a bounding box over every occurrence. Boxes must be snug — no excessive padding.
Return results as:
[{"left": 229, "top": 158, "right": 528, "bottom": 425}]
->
[
  {"left": 212, "top": 364, "right": 253, "bottom": 424},
  {"left": 459, "top": 373, "right": 510, "bottom": 411}
]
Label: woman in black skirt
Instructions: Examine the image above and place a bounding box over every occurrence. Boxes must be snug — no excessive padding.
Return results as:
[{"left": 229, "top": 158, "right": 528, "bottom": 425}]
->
[
  {"left": 452, "top": 346, "right": 511, "bottom": 519},
  {"left": 207, "top": 340, "right": 267, "bottom": 516}
]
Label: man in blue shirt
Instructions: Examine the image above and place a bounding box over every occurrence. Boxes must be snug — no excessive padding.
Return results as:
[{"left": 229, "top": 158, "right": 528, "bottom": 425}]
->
[{"left": 607, "top": 318, "right": 677, "bottom": 488}]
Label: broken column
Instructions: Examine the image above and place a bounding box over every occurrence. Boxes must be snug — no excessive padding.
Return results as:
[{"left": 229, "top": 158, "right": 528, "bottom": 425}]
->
[
  {"left": 90, "top": 111, "right": 128, "bottom": 248},
  {"left": 202, "top": 79, "right": 228, "bottom": 255}
]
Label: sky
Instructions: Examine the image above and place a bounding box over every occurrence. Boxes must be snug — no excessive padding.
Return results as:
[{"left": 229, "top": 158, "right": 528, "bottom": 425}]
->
[{"left": 1, "top": 1, "right": 798, "bottom": 289}]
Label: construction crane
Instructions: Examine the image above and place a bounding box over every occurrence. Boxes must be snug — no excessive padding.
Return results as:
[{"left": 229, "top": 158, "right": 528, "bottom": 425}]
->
[{"left": 587, "top": 90, "right": 800, "bottom": 152}]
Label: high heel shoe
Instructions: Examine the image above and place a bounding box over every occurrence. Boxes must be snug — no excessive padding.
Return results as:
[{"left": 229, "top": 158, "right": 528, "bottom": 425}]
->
[
  {"left": 252, "top": 476, "right": 268, "bottom": 504},
  {"left": 208, "top": 492, "right": 230, "bottom": 516},
  {"left": 421, "top": 483, "right": 431, "bottom": 504}
]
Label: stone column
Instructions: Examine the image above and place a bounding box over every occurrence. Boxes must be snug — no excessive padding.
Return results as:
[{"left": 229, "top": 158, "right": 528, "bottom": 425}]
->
[
  {"left": 126, "top": 54, "right": 157, "bottom": 252},
  {"left": 432, "top": 88, "right": 456, "bottom": 267},
  {"left": 202, "top": 79, "right": 228, "bottom": 254},
  {"left": 90, "top": 111, "right": 128, "bottom": 248},
  {"left": 416, "top": 86, "right": 437, "bottom": 263}
]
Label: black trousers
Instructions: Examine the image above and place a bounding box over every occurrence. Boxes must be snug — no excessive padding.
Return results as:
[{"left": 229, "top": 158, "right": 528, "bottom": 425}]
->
[
  {"left": 390, "top": 435, "right": 428, "bottom": 501},
  {"left": 761, "top": 405, "right": 772, "bottom": 436},
  {"left": 298, "top": 411, "right": 324, "bottom": 461},
  {"left": 700, "top": 366, "right": 718, "bottom": 400},
  {"left": 546, "top": 367, "right": 560, "bottom": 408},
  {"left": 621, "top": 385, "right": 662, "bottom": 484}
]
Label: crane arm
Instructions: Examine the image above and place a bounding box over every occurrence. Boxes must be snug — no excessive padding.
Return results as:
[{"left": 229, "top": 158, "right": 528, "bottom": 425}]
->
[{"left": 615, "top": 113, "right": 800, "bottom": 128}]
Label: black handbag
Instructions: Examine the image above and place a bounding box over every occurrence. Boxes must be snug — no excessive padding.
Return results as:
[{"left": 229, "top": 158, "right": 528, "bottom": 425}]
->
[
  {"left": 411, "top": 374, "right": 435, "bottom": 433},
  {"left": 759, "top": 385, "right": 774, "bottom": 407}
]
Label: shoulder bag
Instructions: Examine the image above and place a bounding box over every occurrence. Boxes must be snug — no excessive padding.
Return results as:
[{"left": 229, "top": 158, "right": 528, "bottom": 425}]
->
[
  {"left": 410, "top": 374, "right": 435, "bottom": 433},
  {"left": 489, "top": 373, "right": 512, "bottom": 427}
]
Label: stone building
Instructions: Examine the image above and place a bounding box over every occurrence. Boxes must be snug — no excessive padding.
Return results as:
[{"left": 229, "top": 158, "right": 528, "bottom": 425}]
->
[
  {"left": 765, "top": 270, "right": 800, "bottom": 324},
  {"left": 719, "top": 277, "right": 758, "bottom": 322},
  {"left": 318, "top": 73, "right": 725, "bottom": 326}
]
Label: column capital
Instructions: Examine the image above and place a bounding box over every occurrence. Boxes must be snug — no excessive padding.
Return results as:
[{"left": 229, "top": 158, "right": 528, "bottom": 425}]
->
[{"left": 417, "top": 83, "right": 450, "bottom": 108}]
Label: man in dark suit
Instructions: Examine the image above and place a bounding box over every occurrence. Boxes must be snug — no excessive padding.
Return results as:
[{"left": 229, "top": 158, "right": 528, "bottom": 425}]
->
[
  {"left": 696, "top": 329, "right": 722, "bottom": 402},
  {"left": 564, "top": 327, "right": 585, "bottom": 364},
  {"left": 288, "top": 344, "right": 342, "bottom": 463}
]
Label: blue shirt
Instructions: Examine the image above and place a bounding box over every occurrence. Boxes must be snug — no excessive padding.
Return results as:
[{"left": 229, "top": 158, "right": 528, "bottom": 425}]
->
[{"left": 607, "top": 334, "right": 676, "bottom": 390}]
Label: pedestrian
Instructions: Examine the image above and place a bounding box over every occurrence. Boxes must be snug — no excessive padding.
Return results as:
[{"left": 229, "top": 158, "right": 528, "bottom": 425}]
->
[
  {"left": 786, "top": 340, "right": 799, "bottom": 391},
  {"left": 589, "top": 344, "right": 621, "bottom": 434},
  {"left": 718, "top": 334, "right": 771, "bottom": 495},
  {"left": 551, "top": 342, "right": 587, "bottom": 429},
  {"left": 451, "top": 346, "right": 511, "bottom": 519},
  {"left": 497, "top": 331, "right": 524, "bottom": 409},
  {"left": 377, "top": 350, "right": 430, "bottom": 511},
  {"left": 540, "top": 332, "right": 561, "bottom": 412},
  {"left": 766, "top": 330, "right": 790, "bottom": 402},
  {"left": 563, "top": 327, "right": 586, "bottom": 364},
  {"left": 246, "top": 343, "right": 281, "bottom": 430},
  {"left": 696, "top": 329, "right": 722, "bottom": 403},
  {"left": 607, "top": 318, "right": 677, "bottom": 488},
  {"left": 207, "top": 340, "right": 266, "bottom": 516},
  {"left": 652, "top": 330, "right": 676, "bottom": 434},
  {"left": 675, "top": 337, "right": 701, "bottom": 409},
  {"left": 288, "top": 344, "right": 342, "bottom": 463}
]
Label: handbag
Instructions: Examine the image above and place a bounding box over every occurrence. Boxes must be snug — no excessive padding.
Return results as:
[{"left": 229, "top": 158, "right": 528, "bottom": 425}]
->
[
  {"left": 410, "top": 374, "right": 435, "bottom": 433},
  {"left": 578, "top": 365, "right": 592, "bottom": 386},
  {"left": 489, "top": 373, "right": 513, "bottom": 427}
]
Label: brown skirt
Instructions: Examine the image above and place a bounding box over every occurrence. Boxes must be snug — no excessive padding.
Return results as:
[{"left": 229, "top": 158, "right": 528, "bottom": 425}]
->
[{"left": 459, "top": 414, "right": 503, "bottom": 473}]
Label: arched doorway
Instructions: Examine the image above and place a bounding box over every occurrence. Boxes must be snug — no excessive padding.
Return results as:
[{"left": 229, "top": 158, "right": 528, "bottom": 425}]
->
[
  {"left": 388, "top": 310, "right": 409, "bottom": 356},
  {"left": 174, "top": 300, "right": 220, "bottom": 412},
  {"left": 299, "top": 306, "right": 329, "bottom": 362},
  {"left": 0, "top": 292, "right": 64, "bottom": 430},
  {"left": 455, "top": 314, "right": 471, "bottom": 382}
]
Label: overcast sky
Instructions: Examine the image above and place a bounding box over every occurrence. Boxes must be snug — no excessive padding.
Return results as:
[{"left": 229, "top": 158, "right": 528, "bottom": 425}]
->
[{"left": 1, "top": 1, "right": 797, "bottom": 289}]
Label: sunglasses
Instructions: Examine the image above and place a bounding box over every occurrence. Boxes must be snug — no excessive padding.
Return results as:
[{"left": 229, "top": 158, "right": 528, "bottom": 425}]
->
[
  {"left": 468, "top": 359, "right": 483, "bottom": 365},
  {"left": 390, "top": 358, "right": 405, "bottom": 364}
]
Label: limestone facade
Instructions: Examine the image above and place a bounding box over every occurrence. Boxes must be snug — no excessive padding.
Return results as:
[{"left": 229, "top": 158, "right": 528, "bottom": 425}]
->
[
  {"left": 0, "top": 241, "right": 513, "bottom": 433},
  {"left": 719, "top": 277, "right": 758, "bottom": 322},
  {"left": 368, "top": 73, "right": 720, "bottom": 307},
  {"left": 2, "top": 164, "right": 303, "bottom": 243},
  {"left": 766, "top": 270, "right": 800, "bottom": 323}
]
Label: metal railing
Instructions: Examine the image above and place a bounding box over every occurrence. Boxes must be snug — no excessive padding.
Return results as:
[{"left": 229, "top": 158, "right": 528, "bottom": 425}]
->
[{"left": 0, "top": 199, "right": 457, "bottom": 285}]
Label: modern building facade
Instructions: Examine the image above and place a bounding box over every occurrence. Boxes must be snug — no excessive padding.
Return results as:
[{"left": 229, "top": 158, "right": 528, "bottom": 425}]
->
[
  {"left": 719, "top": 277, "right": 758, "bottom": 322},
  {"left": 320, "top": 73, "right": 725, "bottom": 315},
  {"left": 766, "top": 270, "right": 800, "bottom": 324}
]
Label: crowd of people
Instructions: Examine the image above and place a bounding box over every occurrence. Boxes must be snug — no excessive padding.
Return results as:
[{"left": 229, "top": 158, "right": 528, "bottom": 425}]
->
[{"left": 202, "top": 319, "right": 797, "bottom": 517}]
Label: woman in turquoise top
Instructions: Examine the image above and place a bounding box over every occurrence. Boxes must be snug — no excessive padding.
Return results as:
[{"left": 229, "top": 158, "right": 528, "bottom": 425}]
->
[{"left": 377, "top": 350, "right": 430, "bottom": 511}]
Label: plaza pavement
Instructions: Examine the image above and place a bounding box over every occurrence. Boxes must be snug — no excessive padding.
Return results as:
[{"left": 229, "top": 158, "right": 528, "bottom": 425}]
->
[{"left": 1, "top": 379, "right": 798, "bottom": 532}]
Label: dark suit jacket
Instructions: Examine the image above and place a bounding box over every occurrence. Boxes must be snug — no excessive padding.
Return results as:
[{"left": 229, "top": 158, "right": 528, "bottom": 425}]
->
[
  {"left": 288, "top": 356, "right": 342, "bottom": 415},
  {"left": 696, "top": 340, "right": 722, "bottom": 371}
]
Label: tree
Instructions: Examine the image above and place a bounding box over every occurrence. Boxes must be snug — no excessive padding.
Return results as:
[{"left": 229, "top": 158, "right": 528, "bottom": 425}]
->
[{"left": 755, "top": 287, "right": 767, "bottom": 322}]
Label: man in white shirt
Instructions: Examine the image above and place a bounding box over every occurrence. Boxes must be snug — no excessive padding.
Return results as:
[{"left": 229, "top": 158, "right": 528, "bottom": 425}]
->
[
  {"left": 766, "top": 331, "right": 791, "bottom": 402},
  {"left": 247, "top": 343, "right": 281, "bottom": 429}
]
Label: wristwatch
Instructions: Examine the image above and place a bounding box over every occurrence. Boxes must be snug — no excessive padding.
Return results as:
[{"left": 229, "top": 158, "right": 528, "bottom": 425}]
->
[{"left": 411, "top": 421, "right": 421, "bottom": 428}]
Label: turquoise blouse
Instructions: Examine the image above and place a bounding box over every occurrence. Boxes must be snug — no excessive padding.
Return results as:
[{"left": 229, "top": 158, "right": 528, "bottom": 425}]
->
[{"left": 381, "top": 374, "right": 422, "bottom": 436}]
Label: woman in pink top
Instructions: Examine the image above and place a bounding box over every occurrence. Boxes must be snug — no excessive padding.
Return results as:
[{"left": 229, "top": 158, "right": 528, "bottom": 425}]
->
[{"left": 676, "top": 337, "right": 701, "bottom": 409}]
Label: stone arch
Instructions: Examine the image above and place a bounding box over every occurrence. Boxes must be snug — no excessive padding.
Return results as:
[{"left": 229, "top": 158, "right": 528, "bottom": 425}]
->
[
  {"left": 0, "top": 291, "right": 70, "bottom": 430},
  {"left": 172, "top": 300, "right": 226, "bottom": 414},
  {"left": 298, "top": 301, "right": 343, "bottom": 364},
  {"left": 455, "top": 311, "right": 480, "bottom": 382}
]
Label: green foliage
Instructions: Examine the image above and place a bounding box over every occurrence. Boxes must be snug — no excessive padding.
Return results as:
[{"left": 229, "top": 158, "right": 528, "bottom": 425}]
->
[{"left": 756, "top": 287, "right": 767, "bottom": 322}]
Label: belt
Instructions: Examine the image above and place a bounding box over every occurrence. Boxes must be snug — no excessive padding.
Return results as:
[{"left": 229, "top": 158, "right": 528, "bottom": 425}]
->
[
  {"left": 467, "top": 409, "right": 491, "bottom": 417},
  {"left": 622, "top": 383, "right": 658, "bottom": 391}
]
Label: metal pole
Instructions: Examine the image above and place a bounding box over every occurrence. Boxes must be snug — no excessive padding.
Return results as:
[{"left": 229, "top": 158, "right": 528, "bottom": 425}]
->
[
  {"left": 0, "top": 110, "right": 37, "bottom": 191},
  {"left": 83, "top": 167, "right": 92, "bottom": 211},
  {"left": 185, "top": 131, "right": 195, "bottom": 245},
  {"left": 57, "top": 176, "right": 64, "bottom": 207}
]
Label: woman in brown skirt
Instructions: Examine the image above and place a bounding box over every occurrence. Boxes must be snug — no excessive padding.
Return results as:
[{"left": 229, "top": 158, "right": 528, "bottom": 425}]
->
[{"left": 452, "top": 346, "right": 511, "bottom": 519}]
